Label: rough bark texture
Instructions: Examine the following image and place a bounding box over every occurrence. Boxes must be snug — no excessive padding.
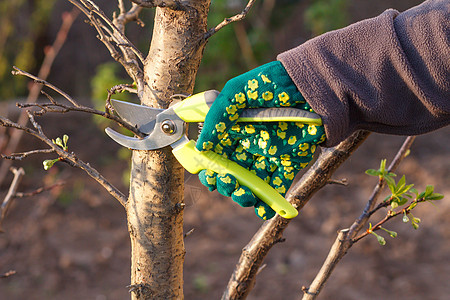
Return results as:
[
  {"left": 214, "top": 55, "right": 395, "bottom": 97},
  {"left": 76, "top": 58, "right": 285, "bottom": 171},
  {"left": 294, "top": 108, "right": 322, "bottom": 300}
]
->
[{"left": 126, "top": 2, "right": 210, "bottom": 299}]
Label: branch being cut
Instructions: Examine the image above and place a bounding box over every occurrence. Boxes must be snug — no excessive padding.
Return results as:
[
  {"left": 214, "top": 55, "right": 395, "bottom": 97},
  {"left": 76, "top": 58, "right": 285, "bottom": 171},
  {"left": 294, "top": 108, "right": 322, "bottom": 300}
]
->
[
  {"left": 11, "top": 67, "right": 144, "bottom": 138},
  {"left": 223, "top": 130, "right": 371, "bottom": 299},
  {"left": 205, "top": 0, "right": 257, "bottom": 40},
  {"left": 0, "top": 113, "right": 128, "bottom": 208}
]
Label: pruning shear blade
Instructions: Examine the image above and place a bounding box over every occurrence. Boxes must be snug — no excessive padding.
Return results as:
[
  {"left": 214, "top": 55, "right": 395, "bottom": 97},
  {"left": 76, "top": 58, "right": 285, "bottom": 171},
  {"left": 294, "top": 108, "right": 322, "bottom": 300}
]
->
[{"left": 104, "top": 91, "right": 324, "bottom": 219}]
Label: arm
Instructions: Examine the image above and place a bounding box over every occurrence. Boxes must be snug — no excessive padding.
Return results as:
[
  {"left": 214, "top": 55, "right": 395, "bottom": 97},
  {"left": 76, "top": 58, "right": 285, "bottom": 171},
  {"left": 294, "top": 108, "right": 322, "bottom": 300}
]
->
[{"left": 278, "top": 0, "right": 450, "bottom": 147}]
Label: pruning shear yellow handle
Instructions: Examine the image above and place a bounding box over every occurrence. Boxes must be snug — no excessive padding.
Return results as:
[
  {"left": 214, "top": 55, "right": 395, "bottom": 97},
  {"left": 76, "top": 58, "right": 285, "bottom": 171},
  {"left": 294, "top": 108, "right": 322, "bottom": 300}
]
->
[
  {"left": 172, "top": 140, "right": 298, "bottom": 218},
  {"left": 168, "top": 91, "right": 322, "bottom": 219},
  {"left": 106, "top": 91, "right": 322, "bottom": 219}
]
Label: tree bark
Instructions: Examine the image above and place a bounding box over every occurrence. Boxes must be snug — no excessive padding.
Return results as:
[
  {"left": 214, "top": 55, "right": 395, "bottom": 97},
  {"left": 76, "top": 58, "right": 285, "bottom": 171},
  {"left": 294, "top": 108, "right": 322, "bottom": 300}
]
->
[{"left": 126, "top": 2, "right": 210, "bottom": 299}]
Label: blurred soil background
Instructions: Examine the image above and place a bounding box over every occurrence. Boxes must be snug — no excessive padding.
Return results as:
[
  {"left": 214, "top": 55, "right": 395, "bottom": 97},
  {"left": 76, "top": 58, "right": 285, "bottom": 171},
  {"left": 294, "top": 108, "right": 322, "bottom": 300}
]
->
[{"left": 0, "top": 1, "right": 448, "bottom": 299}]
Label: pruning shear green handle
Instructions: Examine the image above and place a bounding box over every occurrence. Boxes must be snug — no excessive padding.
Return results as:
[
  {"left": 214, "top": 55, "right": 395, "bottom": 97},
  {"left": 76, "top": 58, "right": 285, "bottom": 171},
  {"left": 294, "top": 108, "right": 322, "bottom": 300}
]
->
[{"left": 105, "top": 90, "right": 322, "bottom": 219}]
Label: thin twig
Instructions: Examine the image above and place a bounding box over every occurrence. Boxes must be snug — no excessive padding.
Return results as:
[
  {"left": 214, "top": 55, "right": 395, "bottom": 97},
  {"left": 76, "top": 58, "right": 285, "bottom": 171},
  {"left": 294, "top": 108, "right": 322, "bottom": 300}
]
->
[
  {"left": 16, "top": 101, "right": 144, "bottom": 138},
  {"left": 1, "top": 149, "right": 55, "bottom": 160},
  {"left": 0, "top": 167, "right": 25, "bottom": 231},
  {"left": 347, "top": 136, "right": 416, "bottom": 237},
  {"left": 0, "top": 115, "right": 128, "bottom": 207},
  {"left": 0, "top": 8, "right": 79, "bottom": 187},
  {"left": 11, "top": 67, "right": 80, "bottom": 107},
  {"left": 14, "top": 182, "right": 65, "bottom": 198},
  {"left": 302, "top": 136, "right": 416, "bottom": 300},
  {"left": 205, "top": 0, "right": 257, "bottom": 40},
  {"left": 327, "top": 178, "right": 348, "bottom": 186},
  {"left": 106, "top": 83, "right": 138, "bottom": 114},
  {"left": 70, "top": 0, "right": 145, "bottom": 63},
  {"left": 0, "top": 270, "right": 16, "bottom": 278},
  {"left": 222, "top": 130, "right": 371, "bottom": 299},
  {"left": 67, "top": 0, "right": 145, "bottom": 96}
]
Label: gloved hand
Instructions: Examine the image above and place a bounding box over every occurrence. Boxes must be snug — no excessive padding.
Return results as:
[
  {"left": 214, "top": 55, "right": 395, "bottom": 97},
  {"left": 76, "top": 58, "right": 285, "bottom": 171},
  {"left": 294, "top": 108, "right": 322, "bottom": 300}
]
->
[{"left": 196, "top": 61, "right": 326, "bottom": 220}]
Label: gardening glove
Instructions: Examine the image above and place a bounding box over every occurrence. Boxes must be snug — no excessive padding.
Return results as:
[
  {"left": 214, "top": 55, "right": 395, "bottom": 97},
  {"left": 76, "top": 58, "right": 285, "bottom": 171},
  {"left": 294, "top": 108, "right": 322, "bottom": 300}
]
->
[{"left": 196, "top": 61, "right": 326, "bottom": 220}]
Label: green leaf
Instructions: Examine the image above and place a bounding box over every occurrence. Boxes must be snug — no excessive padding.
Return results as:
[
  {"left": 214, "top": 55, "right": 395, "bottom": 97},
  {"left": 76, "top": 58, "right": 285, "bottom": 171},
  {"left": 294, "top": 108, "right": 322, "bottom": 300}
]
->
[
  {"left": 425, "top": 193, "right": 444, "bottom": 201},
  {"left": 424, "top": 185, "right": 434, "bottom": 197},
  {"left": 397, "top": 197, "right": 408, "bottom": 206},
  {"left": 384, "top": 176, "right": 396, "bottom": 189},
  {"left": 397, "top": 175, "right": 406, "bottom": 191},
  {"left": 365, "top": 169, "right": 380, "bottom": 176},
  {"left": 398, "top": 183, "right": 414, "bottom": 196},
  {"left": 409, "top": 202, "right": 417, "bottom": 210},
  {"left": 380, "top": 159, "right": 386, "bottom": 173}
]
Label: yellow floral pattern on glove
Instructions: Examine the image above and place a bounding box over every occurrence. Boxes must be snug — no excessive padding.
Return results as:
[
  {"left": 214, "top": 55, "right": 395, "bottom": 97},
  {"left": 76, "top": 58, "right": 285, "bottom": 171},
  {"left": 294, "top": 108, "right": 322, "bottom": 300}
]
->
[{"left": 196, "top": 61, "right": 327, "bottom": 220}]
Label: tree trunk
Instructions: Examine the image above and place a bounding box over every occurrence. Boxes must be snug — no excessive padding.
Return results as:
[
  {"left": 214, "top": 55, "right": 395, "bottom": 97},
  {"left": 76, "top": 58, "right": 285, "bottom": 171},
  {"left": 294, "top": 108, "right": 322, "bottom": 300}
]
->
[{"left": 126, "top": 2, "right": 210, "bottom": 299}]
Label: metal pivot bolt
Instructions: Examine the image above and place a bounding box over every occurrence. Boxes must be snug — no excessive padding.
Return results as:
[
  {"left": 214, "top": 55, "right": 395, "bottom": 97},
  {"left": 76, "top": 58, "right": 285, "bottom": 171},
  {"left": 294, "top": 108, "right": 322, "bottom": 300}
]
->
[{"left": 161, "top": 119, "right": 176, "bottom": 135}]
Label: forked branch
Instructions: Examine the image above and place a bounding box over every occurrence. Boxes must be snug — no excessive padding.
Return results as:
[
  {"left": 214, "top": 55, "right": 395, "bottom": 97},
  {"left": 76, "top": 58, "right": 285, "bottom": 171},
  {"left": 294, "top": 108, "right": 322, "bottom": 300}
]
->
[
  {"left": 205, "top": 0, "right": 257, "bottom": 40},
  {"left": 223, "top": 130, "right": 371, "bottom": 299},
  {"left": 67, "top": 0, "right": 145, "bottom": 94},
  {"left": 11, "top": 66, "right": 144, "bottom": 138},
  {"left": 0, "top": 113, "right": 128, "bottom": 207},
  {"left": 302, "top": 136, "right": 416, "bottom": 300}
]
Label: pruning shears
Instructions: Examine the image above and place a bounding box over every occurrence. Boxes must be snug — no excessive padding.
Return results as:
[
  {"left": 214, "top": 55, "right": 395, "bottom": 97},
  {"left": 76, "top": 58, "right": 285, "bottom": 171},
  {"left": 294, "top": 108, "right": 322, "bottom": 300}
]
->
[{"left": 105, "top": 90, "right": 322, "bottom": 219}]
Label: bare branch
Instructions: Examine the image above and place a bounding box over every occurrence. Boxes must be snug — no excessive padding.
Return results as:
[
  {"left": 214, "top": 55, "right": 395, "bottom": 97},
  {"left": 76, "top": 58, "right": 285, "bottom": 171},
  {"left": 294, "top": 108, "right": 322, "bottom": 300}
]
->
[
  {"left": 327, "top": 178, "right": 348, "bottom": 186},
  {"left": 222, "top": 130, "right": 371, "bottom": 299},
  {"left": 1, "top": 149, "right": 55, "bottom": 160},
  {"left": 10, "top": 67, "right": 143, "bottom": 138},
  {"left": 0, "top": 167, "right": 25, "bottom": 231},
  {"left": 301, "top": 230, "right": 350, "bottom": 300},
  {"left": 205, "top": 0, "right": 257, "bottom": 40},
  {"left": 68, "top": 0, "right": 145, "bottom": 79},
  {"left": 116, "top": 3, "right": 144, "bottom": 28},
  {"left": 17, "top": 100, "right": 144, "bottom": 138},
  {"left": 14, "top": 182, "right": 65, "bottom": 198},
  {"left": 301, "top": 136, "right": 416, "bottom": 300},
  {"left": 0, "top": 8, "right": 79, "bottom": 186},
  {"left": 12, "top": 67, "right": 80, "bottom": 107},
  {"left": 0, "top": 115, "right": 128, "bottom": 207},
  {"left": 0, "top": 270, "right": 16, "bottom": 278}
]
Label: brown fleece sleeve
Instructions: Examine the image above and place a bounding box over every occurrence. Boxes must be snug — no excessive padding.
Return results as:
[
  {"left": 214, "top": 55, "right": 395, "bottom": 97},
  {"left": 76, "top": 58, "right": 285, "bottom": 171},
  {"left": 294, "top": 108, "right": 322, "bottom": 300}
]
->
[{"left": 278, "top": 0, "right": 449, "bottom": 147}]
